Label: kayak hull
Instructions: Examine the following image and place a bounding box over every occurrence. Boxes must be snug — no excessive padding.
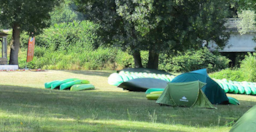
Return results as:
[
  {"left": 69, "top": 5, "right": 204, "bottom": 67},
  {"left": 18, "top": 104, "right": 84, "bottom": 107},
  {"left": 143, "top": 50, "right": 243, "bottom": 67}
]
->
[{"left": 70, "top": 84, "right": 95, "bottom": 91}]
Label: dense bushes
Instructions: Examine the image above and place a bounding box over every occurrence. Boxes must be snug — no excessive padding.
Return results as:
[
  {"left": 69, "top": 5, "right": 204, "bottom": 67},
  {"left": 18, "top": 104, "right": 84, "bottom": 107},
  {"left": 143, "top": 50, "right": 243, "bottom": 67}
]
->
[
  {"left": 209, "top": 68, "right": 245, "bottom": 82},
  {"left": 209, "top": 53, "right": 256, "bottom": 82},
  {"left": 159, "top": 48, "right": 230, "bottom": 73},
  {"left": 18, "top": 21, "right": 112, "bottom": 70},
  {"left": 240, "top": 53, "right": 256, "bottom": 82},
  {"left": 17, "top": 21, "right": 231, "bottom": 72}
]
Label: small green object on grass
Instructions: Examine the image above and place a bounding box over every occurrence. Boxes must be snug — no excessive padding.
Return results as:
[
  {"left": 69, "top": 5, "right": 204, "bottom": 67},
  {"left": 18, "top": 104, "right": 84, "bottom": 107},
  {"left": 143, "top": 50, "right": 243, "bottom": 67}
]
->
[
  {"left": 51, "top": 78, "right": 79, "bottom": 89},
  {"left": 60, "top": 80, "right": 90, "bottom": 90},
  {"left": 45, "top": 80, "right": 60, "bottom": 88},
  {"left": 228, "top": 97, "right": 240, "bottom": 105},
  {"left": 70, "top": 84, "right": 95, "bottom": 91}
]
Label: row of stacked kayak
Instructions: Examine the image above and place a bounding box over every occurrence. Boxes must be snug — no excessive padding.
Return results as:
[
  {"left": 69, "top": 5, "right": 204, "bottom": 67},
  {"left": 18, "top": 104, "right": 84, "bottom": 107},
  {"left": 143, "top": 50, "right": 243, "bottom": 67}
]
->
[
  {"left": 44, "top": 78, "right": 95, "bottom": 91},
  {"left": 108, "top": 72, "right": 175, "bottom": 86},
  {"left": 214, "top": 79, "right": 256, "bottom": 95},
  {"left": 108, "top": 71, "right": 256, "bottom": 95}
]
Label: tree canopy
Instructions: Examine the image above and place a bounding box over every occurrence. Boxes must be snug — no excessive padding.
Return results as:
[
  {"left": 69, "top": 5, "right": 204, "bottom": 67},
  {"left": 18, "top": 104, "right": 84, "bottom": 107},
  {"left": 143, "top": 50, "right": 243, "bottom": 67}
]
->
[
  {"left": 0, "top": 0, "right": 62, "bottom": 65},
  {"left": 75, "top": 0, "right": 231, "bottom": 69},
  {"left": 50, "top": 0, "right": 86, "bottom": 25}
]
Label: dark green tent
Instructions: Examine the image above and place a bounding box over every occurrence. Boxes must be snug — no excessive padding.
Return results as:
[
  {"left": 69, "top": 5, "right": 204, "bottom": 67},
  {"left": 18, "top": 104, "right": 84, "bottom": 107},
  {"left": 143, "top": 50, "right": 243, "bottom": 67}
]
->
[
  {"left": 156, "top": 81, "right": 216, "bottom": 108},
  {"left": 171, "top": 69, "right": 229, "bottom": 104},
  {"left": 230, "top": 105, "right": 256, "bottom": 132}
]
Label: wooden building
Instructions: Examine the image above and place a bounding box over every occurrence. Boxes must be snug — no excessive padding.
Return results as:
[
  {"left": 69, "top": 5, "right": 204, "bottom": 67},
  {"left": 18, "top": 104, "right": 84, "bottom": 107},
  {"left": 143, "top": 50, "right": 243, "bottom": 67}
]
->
[{"left": 207, "top": 18, "right": 256, "bottom": 66}]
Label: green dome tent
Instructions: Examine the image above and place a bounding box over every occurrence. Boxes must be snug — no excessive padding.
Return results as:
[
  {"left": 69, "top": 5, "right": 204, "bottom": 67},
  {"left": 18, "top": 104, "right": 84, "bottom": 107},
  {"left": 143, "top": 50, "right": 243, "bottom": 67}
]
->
[
  {"left": 230, "top": 105, "right": 256, "bottom": 132},
  {"left": 171, "top": 69, "right": 229, "bottom": 104},
  {"left": 156, "top": 81, "right": 216, "bottom": 108}
]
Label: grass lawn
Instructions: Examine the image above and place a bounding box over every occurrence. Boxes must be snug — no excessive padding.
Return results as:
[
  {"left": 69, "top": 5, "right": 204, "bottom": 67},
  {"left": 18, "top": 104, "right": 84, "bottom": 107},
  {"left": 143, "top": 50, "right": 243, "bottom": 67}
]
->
[{"left": 0, "top": 70, "right": 255, "bottom": 132}]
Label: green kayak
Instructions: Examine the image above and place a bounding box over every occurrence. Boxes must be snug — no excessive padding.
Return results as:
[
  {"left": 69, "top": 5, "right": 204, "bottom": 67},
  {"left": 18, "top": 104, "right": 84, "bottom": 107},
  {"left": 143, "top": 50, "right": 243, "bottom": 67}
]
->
[
  {"left": 228, "top": 97, "right": 240, "bottom": 105},
  {"left": 60, "top": 80, "right": 90, "bottom": 90},
  {"left": 45, "top": 80, "right": 60, "bottom": 88},
  {"left": 145, "top": 88, "right": 164, "bottom": 94},
  {"left": 70, "top": 84, "right": 95, "bottom": 91},
  {"left": 51, "top": 78, "right": 79, "bottom": 89}
]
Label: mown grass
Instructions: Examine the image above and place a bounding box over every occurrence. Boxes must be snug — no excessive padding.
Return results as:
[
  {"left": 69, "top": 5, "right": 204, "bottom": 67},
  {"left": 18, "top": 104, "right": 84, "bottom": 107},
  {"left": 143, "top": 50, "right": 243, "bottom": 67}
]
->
[{"left": 0, "top": 70, "right": 255, "bottom": 132}]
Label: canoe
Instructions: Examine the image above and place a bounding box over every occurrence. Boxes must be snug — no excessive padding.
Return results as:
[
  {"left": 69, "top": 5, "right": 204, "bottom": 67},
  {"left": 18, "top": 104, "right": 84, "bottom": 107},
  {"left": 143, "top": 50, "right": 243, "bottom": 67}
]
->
[
  {"left": 45, "top": 80, "right": 60, "bottom": 88},
  {"left": 70, "top": 84, "right": 95, "bottom": 91},
  {"left": 51, "top": 78, "right": 79, "bottom": 89},
  {"left": 108, "top": 73, "right": 124, "bottom": 86},
  {"left": 151, "top": 91, "right": 163, "bottom": 94},
  {"left": 250, "top": 86, "right": 256, "bottom": 95},
  {"left": 146, "top": 93, "right": 161, "bottom": 100},
  {"left": 60, "top": 80, "right": 90, "bottom": 90},
  {"left": 145, "top": 88, "right": 164, "bottom": 94},
  {"left": 228, "top": 97, "right": 240, "bottom": 105}
]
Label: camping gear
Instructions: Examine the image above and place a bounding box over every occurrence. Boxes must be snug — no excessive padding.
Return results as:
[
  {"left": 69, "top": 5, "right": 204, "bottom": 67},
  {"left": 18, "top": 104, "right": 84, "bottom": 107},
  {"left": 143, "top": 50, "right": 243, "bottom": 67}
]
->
[
  {"left": 156, "top": 81, "right": 215, "bottom": 108},
  {"left": 70, "top": 84, "right": 95, "bottom": 91},
  {"left": 171, "top": 69, "right": 229, "bottom": 104},
  {"left": 60, "top": 80, "right": 90, "bottom": 90},
  {"left": 230, "top": 105, "right": 256, "bottom": 132},
  {"left": 117, "top": 78, "right": 168, "bottom": 91}
]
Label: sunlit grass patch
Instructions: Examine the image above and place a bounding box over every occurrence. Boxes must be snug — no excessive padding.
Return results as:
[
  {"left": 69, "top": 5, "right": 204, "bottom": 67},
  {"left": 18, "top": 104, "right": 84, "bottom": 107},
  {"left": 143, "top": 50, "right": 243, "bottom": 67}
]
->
[{"left": 0, "top": 70, "right": 255, "bottom": 132}]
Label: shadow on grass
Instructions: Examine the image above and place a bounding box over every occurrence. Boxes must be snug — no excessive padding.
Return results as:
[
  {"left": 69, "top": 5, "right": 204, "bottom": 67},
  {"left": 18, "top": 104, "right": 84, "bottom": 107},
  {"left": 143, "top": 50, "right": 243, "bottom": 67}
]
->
[
  {"left": 0, "top": 84, "right": 255, "bottom": 129},
  {"left": 0, "top": 115, "right": 185, "bottom": 132},
  {"left": 63, "top": 70, "right": 114, "bottom": 77}
]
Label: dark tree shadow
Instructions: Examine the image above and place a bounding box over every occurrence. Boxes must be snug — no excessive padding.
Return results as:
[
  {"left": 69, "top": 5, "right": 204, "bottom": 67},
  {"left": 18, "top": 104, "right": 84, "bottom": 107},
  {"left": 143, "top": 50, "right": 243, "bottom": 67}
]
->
[
  {"left": 62, "top": 70, "right": 115, "bottom": 77},
  {"left": 0, "top": 84, "right": 255, "bottom": 130}
]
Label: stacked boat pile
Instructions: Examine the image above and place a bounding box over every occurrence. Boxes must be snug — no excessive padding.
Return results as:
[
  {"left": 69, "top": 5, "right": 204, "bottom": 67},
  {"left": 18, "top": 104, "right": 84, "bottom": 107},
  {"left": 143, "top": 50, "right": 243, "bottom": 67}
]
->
[
  {"left": 214, "top": 79, "right": 256, "bottom": 95},
  {"left": 108, "top": 68, "right": 256, "bottom": 95},
  {"left": 108, "top": 71, "right": 176, "bottom": 87},
  {"left": 44, "top": 78, "right": 95, "bottom": 91}
]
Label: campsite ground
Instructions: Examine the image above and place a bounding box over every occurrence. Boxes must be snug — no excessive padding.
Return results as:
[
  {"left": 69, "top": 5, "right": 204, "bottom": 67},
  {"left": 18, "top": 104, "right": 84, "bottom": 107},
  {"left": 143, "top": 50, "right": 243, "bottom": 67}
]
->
[{"left": 0, "top": 70, "right": 255, "bottom": 132}]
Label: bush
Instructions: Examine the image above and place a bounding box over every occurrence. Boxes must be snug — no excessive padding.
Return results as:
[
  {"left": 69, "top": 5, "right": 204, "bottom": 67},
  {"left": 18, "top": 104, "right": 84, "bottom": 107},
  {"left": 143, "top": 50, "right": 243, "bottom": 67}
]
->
[
  {"left": 209, "top": 68, "right": 245, "bottom": 82},
  {"left": 240, "top": 52, "right": 256, "bottom": 82},
  {"left": 159, "top": 48, "right": 230, "bottom": 73},
  {"left": 17, "top": 21, "right": 231, "bottom": 71}
]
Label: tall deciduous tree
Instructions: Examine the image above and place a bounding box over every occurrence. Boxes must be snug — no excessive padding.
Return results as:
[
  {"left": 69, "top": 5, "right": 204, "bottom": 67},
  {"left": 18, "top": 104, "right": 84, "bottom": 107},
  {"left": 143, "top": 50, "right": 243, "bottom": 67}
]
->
[
  {"left": 0, "top": 0, "right": 62, "bottom": 65},
  {"left": 50, "top": 0, "right": 86, "bottom": 25},
  {"left": 75, "top": 0, "right": 231, "bottom": 69}
]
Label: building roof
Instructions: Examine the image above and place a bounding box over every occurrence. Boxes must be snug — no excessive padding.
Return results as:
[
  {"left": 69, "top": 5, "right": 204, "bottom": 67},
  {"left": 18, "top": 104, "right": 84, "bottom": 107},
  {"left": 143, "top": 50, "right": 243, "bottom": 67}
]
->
[
  {"left": 224, "top": 18, "right": 239, "bottom": 32},
  {"left": 208, "top": 34, "right": 256, "bottom": 52},
  {"left": 0, "top": 31, "right": 8, "bottom": 37}
]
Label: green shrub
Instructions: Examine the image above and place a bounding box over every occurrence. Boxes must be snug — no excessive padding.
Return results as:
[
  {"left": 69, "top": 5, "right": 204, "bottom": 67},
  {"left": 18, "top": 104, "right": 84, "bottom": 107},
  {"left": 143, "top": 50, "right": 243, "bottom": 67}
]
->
[
  {"left": 240, "top": 52, "right": 256, "bottom": 82},
  {"left": 17, "top": 21, "right": 231, "bottom": 71},
  {"left": 115, "top": 50, "right": 134, "bottom": 69},
  {"left": 209, "top": 68, "right": 245, "bottom": 82},
  {"left": 159, "top": 48, "right": 230, "bottom": 73}
]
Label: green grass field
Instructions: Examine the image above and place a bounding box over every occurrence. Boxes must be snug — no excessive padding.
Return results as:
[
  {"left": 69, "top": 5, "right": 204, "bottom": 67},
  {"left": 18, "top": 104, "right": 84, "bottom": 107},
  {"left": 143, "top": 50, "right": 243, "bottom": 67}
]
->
[{"left": 0, "top": 70, "right": 255, "bottom": 132}]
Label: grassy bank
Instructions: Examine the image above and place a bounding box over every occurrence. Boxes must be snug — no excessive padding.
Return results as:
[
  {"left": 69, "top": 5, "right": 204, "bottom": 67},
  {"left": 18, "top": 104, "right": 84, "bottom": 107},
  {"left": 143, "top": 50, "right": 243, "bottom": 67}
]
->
[{"left": 0, "top": 70, "right": 255, "bottom": 131}]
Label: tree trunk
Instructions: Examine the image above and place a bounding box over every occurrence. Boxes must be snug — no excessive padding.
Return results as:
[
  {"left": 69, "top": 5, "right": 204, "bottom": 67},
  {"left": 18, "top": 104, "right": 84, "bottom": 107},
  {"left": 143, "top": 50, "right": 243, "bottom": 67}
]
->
[
  {"left": 147, "top": 49, "right": 159, "bottom": 69},
  {"left": 132, "top": 50, "right": 143, "bottom": 68},
  {"left": 9, "top": 24, "right": 21, "bottom": 65}
]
